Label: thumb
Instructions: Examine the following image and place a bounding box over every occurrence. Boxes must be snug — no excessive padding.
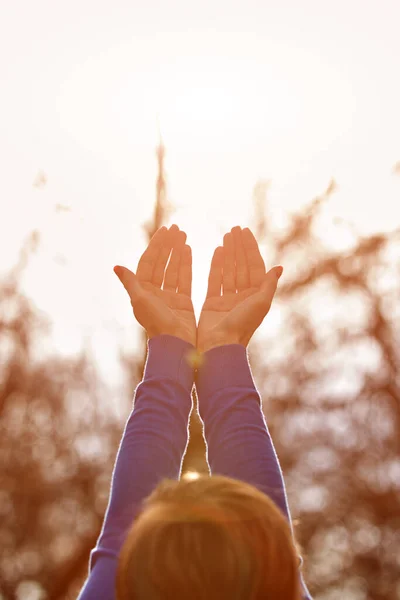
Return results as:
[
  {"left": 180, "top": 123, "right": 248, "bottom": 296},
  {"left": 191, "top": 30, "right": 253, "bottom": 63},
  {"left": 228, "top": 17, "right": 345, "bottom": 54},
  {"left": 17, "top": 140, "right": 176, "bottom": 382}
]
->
[
  {"left": 258, "top": 266, "right": 283, "bottom": 304},
  {"left": 271, "top": 265, "right": 284, "bottom": 282},
  {"left": 114, "top": 265, "right": 141, "bottom": 301},
  {"left": 227, "top": 266, "right": 283, "bottom": 348}
]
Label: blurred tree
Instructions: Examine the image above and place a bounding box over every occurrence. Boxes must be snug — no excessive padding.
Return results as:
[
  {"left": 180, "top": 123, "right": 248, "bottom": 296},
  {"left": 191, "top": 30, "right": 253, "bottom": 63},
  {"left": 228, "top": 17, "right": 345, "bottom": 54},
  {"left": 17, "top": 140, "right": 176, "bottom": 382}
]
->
[
  {"left": 3, "top": 155, "right": 400, "bottom": 600},
  {"left": 121, "top": 163, "right": 400, "bottom": 600},
  {"left": 75, "top": 172, "right": 400, "bottom": 600},
  {"left": 245, "top": 180, "right": 400, "bottom": 600},
  {"left": 0, "top": 233, "right": 122, "bottom": 600}
]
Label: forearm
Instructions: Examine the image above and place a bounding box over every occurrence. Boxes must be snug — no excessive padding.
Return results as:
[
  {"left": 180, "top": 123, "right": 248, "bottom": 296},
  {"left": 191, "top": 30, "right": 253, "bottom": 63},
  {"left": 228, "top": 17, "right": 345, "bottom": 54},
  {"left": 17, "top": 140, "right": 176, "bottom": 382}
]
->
[
  {"left": 195, "top": 343, "right": 292, "bottom": 523},
  {"left": 78, "top": 335, "right": 194, "bottom": 600},
  {"left": 95, "top": 335, "right": 194, "bottom": 553},
  {"left": 95, "top": 379, "right": 192, "bottom": 552}
]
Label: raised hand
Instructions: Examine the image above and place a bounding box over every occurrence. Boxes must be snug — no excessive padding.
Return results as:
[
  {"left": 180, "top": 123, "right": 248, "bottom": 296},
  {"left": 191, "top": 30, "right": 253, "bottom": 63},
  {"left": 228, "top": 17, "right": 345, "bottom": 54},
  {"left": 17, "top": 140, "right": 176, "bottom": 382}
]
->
[
  {"left": 114, "top": 224, "right": 196, "bottom": 347},
  {"left": 197, "top": 226, "right": 283, "bottom": 353}
]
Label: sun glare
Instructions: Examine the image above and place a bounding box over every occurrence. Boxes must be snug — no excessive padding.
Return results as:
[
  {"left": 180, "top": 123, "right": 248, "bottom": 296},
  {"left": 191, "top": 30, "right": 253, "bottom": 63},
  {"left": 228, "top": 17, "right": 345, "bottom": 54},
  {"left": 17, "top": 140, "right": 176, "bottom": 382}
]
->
[
  {"left": 58, "top": 32, "right": 355, "bottom": 177},
  {"left": 150, "top": 53, "right": 302, "bottom": 145},
  {"left": 169, "top": 84, "right": 239, "bottom": 127},
  {"left": 182, "top": 471, "right": 201, "bottom": 481}
]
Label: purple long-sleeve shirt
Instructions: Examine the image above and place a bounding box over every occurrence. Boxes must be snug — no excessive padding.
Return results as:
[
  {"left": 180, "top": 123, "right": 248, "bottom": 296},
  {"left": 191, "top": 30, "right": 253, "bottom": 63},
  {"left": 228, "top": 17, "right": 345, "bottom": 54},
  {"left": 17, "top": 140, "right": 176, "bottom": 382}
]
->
[{"left": 77, "top": 334, "right": 312, "bottom": 600}]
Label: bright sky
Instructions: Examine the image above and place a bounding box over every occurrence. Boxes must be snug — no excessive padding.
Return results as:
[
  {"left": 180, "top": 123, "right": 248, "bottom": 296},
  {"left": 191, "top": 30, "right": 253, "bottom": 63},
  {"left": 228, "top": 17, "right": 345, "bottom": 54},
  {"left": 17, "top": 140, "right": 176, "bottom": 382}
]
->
[{"left": 1, "top": 1, "right": 400, "bottom": 386}]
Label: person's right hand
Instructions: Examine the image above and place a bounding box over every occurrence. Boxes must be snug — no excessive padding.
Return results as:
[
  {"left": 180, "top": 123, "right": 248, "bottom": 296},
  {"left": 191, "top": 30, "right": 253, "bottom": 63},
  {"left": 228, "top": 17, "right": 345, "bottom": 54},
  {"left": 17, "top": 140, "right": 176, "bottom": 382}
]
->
[
  {"left": 197, "top": 226, "right": 283, "bottom": 354},
  {"left": 114, "top": 224, "right": 196, "bottom": 347}
]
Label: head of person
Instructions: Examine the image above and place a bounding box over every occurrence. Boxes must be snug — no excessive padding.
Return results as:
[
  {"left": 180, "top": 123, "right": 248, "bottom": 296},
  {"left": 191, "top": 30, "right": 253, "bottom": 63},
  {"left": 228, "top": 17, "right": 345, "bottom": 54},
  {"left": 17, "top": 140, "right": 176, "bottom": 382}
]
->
[{"left": 116, "top": 474, "right": 302, "bottom": 600}]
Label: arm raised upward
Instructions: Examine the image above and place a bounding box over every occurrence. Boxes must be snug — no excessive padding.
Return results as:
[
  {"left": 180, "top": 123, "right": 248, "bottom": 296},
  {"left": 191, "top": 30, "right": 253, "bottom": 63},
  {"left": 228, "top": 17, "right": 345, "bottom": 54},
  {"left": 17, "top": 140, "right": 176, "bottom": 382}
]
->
[{"left": 195, "top": 226, "right": 312, "bottom": 600}]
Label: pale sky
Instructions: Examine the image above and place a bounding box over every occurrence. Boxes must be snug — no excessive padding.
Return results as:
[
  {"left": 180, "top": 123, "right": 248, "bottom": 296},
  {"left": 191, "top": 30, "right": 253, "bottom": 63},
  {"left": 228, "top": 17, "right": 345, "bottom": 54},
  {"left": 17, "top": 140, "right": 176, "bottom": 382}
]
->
[{"left": 1, "top": 1, "right": 399, "bottom": 386}]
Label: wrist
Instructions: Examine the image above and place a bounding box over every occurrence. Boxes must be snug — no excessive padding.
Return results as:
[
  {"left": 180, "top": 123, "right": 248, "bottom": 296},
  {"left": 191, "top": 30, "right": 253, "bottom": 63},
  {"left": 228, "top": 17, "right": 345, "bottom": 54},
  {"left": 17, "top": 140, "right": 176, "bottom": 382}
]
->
[
  {"left": 145, "top": 334, "right": 196, "bottom": 393},
  {"left": 175, "top": 332, "right": 196, "bottom": 347},
  {"left": 149, "top": 328, "right": 195, "bottom": 348},
  {"left": 197, "top": 333, "right": 242, "bottom": 354}
]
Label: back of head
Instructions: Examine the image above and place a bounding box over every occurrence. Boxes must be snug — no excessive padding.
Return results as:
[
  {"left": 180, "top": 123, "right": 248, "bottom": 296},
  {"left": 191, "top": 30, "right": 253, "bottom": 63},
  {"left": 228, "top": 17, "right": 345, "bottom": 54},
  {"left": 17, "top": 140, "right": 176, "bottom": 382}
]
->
[{"left": 116, "top": 474, "right": 302, "bottom": 600}]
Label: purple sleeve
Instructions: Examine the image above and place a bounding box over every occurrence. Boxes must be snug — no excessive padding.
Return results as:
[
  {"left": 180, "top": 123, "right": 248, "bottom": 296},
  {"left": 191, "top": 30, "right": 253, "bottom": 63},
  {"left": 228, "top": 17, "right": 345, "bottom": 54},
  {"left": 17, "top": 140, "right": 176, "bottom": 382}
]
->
[
  {"left": 77, "top": 335, "right": 195, "bottom": 600},
  {"left": 195, "top": 343, "right": 313, "bottom": 600}
]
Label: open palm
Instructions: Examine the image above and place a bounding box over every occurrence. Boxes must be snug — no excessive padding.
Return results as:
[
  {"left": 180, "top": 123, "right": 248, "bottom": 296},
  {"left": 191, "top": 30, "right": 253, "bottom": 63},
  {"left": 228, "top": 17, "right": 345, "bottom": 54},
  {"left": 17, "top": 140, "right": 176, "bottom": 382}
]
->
[
  {"left": 197, "top": 226, "right": 283, "bottom": 352},
  {"left": 114, "top": 225, "right": 196, "bottom": 347}
]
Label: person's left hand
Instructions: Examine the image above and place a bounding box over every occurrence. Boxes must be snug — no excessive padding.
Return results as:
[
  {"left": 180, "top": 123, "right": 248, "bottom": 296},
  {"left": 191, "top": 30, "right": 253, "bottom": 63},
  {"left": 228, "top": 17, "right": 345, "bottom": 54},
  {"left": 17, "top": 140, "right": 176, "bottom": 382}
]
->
[
  {"left": 114, "top": 224, "right": 196, "bottom": 347},
  {"left": 197, "top": 226, "right": 283, "bottom": 353}
]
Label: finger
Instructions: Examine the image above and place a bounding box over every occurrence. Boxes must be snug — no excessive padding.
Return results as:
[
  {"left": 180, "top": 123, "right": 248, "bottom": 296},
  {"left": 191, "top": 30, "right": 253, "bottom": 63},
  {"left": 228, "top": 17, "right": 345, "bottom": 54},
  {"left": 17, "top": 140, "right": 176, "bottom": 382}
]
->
[
  {"left": 136, "top": 226, "right": 168, "bottom": 283},
  {"left": 223, "top": 232, "right": 236, "bottom": 294},
  {"left": 231, "top": 226, "right": 249, "bottom": 292},
  {"left": 114, "top": 266, "right": 142, "bottom": 302},
  {"left": 257, "top": 266, "right": 283, "bottom": 312},
  {"left": 164, "top": 230, "right": 187, "bottom": 291},
  {"left": 206, "top": 246, "right": 224, "bottom": 299},
  {"left": 178, "top": 244, "right": 192, "bottom": 297},
  {"left": 242, "top": 227, "right": 266, "bottom": 287},
  {"left": 152, "top": 224, "right": 180, "bottom": 287}
]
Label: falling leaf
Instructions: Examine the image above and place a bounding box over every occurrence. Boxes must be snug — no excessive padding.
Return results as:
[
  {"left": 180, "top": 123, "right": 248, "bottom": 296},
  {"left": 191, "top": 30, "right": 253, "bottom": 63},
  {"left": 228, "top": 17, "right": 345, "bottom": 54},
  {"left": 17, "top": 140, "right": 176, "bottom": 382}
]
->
[
  {"left": 392, "top": 161, "right": 400, "bottom": 175},
  {"left": 55, "top": 204, "right": 71, "bottom": 213},
  {"left": 53, "top": 254, "right": 67, "bottom": 266},
  {"left": 33, "top": 170, "right": 47, "bottom": 189}
]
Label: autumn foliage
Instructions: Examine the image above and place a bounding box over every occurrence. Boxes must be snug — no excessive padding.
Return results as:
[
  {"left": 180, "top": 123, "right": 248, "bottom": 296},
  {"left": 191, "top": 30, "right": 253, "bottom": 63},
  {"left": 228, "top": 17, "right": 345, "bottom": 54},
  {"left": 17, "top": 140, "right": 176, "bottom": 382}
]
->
[{"left": 1, "top": 179, "right": 400, "bottom": 599}]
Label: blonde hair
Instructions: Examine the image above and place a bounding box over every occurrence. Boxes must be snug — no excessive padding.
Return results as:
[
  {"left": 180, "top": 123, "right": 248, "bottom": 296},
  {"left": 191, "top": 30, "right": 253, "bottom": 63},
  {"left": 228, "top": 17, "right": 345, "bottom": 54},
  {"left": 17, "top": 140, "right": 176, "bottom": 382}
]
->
[{"left": 116, "top": 474, "right": 302, "bottom": 600}]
